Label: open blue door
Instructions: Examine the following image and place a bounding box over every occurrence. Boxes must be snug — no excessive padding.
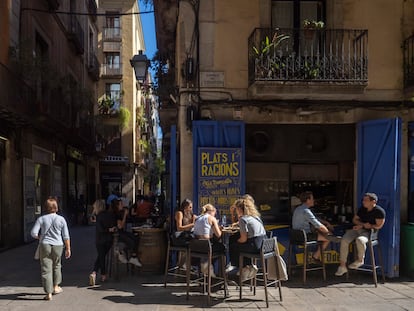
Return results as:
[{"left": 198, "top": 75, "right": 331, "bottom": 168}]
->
[{"left": 357, "top": 118, "right": 401, "bottom": 278}]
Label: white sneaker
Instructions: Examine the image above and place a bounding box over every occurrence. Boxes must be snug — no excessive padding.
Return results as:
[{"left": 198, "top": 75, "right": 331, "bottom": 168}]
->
[
  {"left": 180, "top": 263, "right": 187, "bottom": 271},
  {"left": 200, "top": 262, "right": 216, "bottom": 277},
  {"left": 335, "top": 266, "right": 348, "bottom": 276},
  {"left": 248, "top": 264, "right": 258, "bottom": 279},
  {"left": 89, "top": 273, "right": 96, "bottom": 286},
  {"left": 129, "top": 257, "right": 142, "bottom": 267},
  {"left": 118, "top": 253, "right": 128, "bottom": 264},
  {"left": 225, "top": 264, "right": 237, "bottom": 273},
  {"left": 200, "top": 262, "right": 209, "bottom": 274},
  {"left": 348, "top": 260, "right": 364, "bottom": 269}
]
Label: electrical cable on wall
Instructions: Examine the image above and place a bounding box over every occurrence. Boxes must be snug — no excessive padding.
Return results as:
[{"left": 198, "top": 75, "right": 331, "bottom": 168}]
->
[{"left": 21, "top": 7, "right": 154, "bottom": 16}]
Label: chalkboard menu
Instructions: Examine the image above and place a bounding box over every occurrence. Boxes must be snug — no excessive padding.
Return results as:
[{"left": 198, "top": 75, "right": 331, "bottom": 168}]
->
[{"left": 198, "top": 147, "right": 243, "bottom": 215}]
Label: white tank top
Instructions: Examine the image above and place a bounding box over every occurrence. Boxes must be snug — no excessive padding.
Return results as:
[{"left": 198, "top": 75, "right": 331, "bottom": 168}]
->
[{"left": 193, "top": 214, "right": 212, "bottom": 237}]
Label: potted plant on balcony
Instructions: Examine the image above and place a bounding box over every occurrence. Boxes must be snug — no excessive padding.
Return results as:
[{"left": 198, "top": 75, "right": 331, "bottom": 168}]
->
[
  {"left": 252, "top": 31, "right": 289, "bottom": 79},
  {"left": 303, "top": 19, "right": 324, "bottom": 40}
]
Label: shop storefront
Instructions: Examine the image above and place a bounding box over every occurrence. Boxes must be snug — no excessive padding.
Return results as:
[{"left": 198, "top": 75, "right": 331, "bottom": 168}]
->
[{"left": 191, "top": 119, "right": 401, "bottom": 278}]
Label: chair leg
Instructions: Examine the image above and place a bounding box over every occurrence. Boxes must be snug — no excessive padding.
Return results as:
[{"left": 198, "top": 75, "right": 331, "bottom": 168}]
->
[
  {"left": 261, "top": 255, "right": 269, "bottom": 308},
  {"left": 253, "top": 258, "right": 257, "bottom": 295},
  {"left": 186, "top": 251, "right": 191, "bottom": 300},
  {"left": 239, "top": 255, "right": 243, "bottom": 300},
  {"left": 221, "top": 255, "right": 228, "bottom": 298},
  {"left": 207, "top": 256, "right": 212, "bottom": 306},
  {"left": 377, "top": 244, "right": 386, "bottom": 283},
  {"left": 288, "top": 244, "right": 293, "bottom": 277},
  {"left": 163, "top": 245, "right": 171, "bottom": 288},
  {"left": 274, "top": 255, "right": 283, "bottom": 302},
  {"left": 320, "top": 243, "right": 326, "bottom": 281},
  {"left": 369, "top": 242, "right": 378, "bottom": 287},
  {"left": 303, "top": 245, "right": 307, "bottom": 284}
]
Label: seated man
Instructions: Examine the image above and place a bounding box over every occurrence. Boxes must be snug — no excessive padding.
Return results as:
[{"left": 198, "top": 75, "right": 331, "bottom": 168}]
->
[
  {"left": 292, "top": 191, "right": 330, "bottom": 262},
  {"left": 335, "top": 192, "right": 385, "bottom": 276}
]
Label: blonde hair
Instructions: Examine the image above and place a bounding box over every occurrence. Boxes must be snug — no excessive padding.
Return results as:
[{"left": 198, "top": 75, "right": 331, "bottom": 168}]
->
[
  {"left": 44, "top": 197, "right": 58, "bottom": 214},
  {"left": 233, "top": 198, "right": 261, "bottom": 217},
  {"left": 92, "top": 199, "right": 106, "bottom": 215},
  {"left": 241, "top": 194, "right": 255, "bottom": 204},
  {"left": 200, "top": 203, "right": 216, "bottom": 215}
]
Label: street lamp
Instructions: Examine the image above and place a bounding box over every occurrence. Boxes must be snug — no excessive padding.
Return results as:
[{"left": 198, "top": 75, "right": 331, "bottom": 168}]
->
[{"left": 130, "top": 50, "right": 149, "bottom": 84}]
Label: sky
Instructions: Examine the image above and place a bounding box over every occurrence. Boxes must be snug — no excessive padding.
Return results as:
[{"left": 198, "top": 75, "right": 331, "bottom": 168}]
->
[{"left": 138, "top": 0, "right": 156, "bottom": 74}]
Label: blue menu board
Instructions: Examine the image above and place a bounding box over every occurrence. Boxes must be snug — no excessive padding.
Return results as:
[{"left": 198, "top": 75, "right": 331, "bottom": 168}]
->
[{"left": 198, "top": 147, "right": 243, "bottom": 215}]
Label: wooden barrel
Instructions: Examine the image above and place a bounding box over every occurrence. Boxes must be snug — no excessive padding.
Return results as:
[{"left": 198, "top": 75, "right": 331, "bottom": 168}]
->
[{"left": 133, "top": 227, "right": 167, "bottom": 273}]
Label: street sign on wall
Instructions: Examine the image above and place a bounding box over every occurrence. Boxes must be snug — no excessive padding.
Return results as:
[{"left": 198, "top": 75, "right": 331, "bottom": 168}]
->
[{"left": 197, "top": 147, "right": 242, "bottom": 215}]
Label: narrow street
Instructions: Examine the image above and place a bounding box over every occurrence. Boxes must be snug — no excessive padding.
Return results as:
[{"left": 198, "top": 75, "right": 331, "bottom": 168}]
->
[{"left": 0, "top": 225, "right": 414, "bottom": 311}]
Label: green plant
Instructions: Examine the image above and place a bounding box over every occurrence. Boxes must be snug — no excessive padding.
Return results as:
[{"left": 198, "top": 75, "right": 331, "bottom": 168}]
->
[
  {"left": 98, "top": 96, "right": 115, "bottom": 114},
  {"left": 139, "top": 139, "right": 151, "bottom": 154},
  {"left": 253, "top": 32, "right": 289, "bottom": 57},
  {"left": 118, "top": 107, "right": 131, "bottom": 130},
  {"left": 303, "top": 19, "right": 325, "bottom": 29},
  {"left": 303, "top": 61, "right": 320, "bottom": 79}
]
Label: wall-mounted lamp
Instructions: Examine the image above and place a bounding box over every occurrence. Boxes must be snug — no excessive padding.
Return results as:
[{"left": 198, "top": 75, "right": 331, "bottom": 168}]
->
[{"left": 130, "top": 50, "right": 150, "bottom": 84}]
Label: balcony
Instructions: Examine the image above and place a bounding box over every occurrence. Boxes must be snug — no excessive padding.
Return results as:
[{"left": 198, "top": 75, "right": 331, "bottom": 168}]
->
[
  {"left": 100, "top": 64, "right": 123, "bottom": 77},
  {"left": 88, "top": 52, "right": 100, "bottom": 81},
  {"left": 68, "top": 16, "right": 85, "bottom": 54},
  {"left": 248, "top": 28, "right": 368, "bottom": 98},
  {"left": 0, "top": 63, "right": 35, "bottom": 126},
  {"left": 404, "top": 34, "right": 414, "bottom": 89},
  {"left": 103, "top": 27, "right": 122, "bottom": 41},
  {"left": 87, "top": 0, "right": 97, "bottom": 22}
]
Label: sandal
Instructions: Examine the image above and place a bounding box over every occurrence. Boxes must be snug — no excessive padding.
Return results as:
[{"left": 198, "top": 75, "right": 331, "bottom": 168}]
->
[
  {"left": 43, "top": 294, "right": 52, "bottom": 301},
  {"left": 53, "top": 286, "right": 63, "bottom": 295}
]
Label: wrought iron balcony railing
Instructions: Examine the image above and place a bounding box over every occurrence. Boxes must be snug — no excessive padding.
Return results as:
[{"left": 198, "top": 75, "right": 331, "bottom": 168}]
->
[
  {"left": 403, "top": 34, "right": 414, "bottom": 89},
  {"left": 0, "top": 63, "right": 35, "bottom": 124},
  {"left": 68, "top": 16, "right": 85, "bottom": 54},
  {"left": 103, "top": 27, "right": 122, "bottom": 41},
  {"left": 100, "top": 64, "right": 123, "bottom": 77},
  {"left": 248, "top": 28, "right": 368, "bottom": 85}
]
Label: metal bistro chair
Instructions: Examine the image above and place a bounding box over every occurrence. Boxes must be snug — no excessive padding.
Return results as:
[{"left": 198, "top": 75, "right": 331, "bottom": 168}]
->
[
  {"left": 186, "top": 239, "right": 228, "bottom": 305},
  {"left": 239, "top": 237, "right": 283, "bottom": 308},
  {"left": 350, "top": 229, "right": 385, "bottom": 287},
  {"left": 288, "top": 229, "right": 326, "bottom": 284},
  {"left": 163, "top": 232, "right": 189, "bottom": 287}
]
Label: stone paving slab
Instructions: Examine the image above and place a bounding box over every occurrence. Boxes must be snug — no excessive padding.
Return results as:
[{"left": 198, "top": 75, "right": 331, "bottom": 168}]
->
[{"left": 1, "top": 226, "right": 414, "bottom": 311}]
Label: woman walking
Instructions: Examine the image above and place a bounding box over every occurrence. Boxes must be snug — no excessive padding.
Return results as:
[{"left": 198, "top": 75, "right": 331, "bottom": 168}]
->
[
  {"left": 89, "top": 199, "right": 116, "bottom": 286},
  {"left": 31, "top": 197, "right": 71, "bottom": 301}
]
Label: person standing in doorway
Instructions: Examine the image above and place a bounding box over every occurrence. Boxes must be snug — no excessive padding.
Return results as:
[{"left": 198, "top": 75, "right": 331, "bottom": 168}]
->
[{"left": 31, "top": 197, "right": 71, "bottom": 301}]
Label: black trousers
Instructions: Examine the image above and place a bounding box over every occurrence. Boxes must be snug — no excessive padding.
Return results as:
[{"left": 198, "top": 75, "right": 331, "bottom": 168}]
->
[
  {"left": 93, "top": 241, "right": 112, "bottom": 275},
  {"left": 229, "top": 235, "right": 265, "bottom": 267}
]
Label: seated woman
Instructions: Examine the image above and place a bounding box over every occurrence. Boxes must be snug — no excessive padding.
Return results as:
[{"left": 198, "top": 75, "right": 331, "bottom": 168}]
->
[
  {"left": 172, "top": 199, "right": 196, "bottom": 269},
  {"left": 229, "top": 198, "right": 266, "bottom": 281},
  {"left": 111, "top": 198, "right": 142, "bottom": 267},
  {"left": 193, "top": 204, "right": 224, "bottom": 276},
  {"left": 173, "top": 199, "right": 196, "bottom": 245}
]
